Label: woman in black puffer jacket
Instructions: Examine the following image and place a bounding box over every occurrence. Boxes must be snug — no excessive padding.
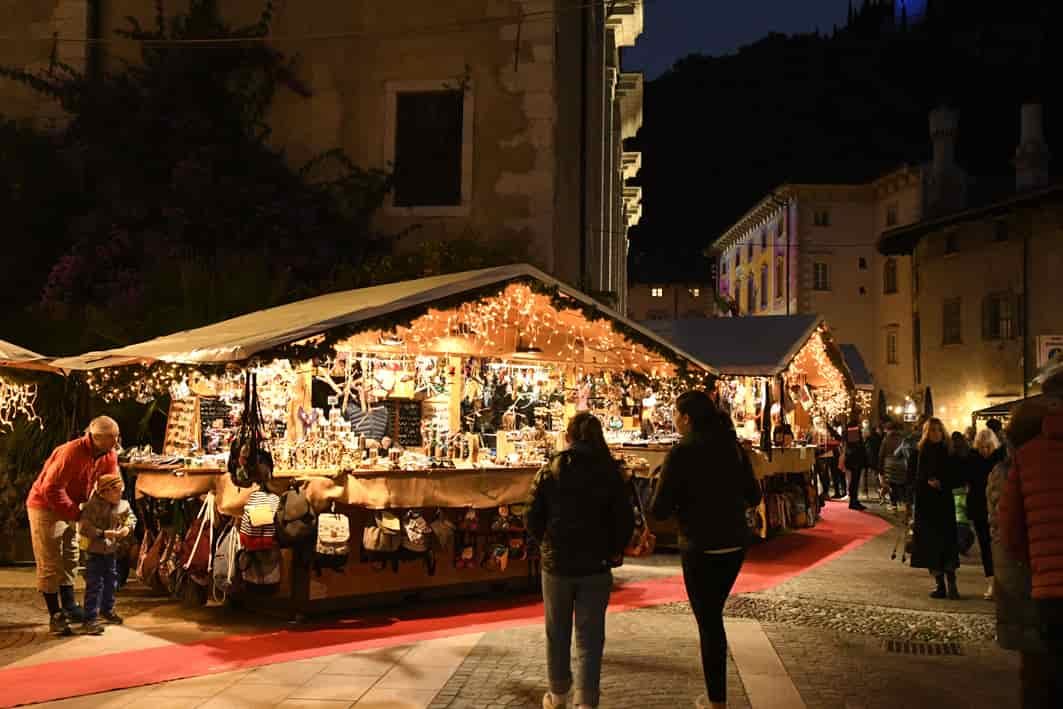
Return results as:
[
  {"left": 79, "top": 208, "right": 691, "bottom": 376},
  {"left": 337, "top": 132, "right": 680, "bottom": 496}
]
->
[
  {"left": 526, "top": 412, "right": 634, "bottom": 709},
  {"left": 909, "top": 417, "right": 963, "bottom": 599},
  {"left": 652, "top": 391, "right": 762, "bottom": 709}
]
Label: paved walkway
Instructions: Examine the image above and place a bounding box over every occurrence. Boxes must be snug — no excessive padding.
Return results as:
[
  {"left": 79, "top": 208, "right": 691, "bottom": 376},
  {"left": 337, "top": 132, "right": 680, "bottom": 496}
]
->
[{"left": 3, "top": 499, "right": 1024, "bottom": 709}]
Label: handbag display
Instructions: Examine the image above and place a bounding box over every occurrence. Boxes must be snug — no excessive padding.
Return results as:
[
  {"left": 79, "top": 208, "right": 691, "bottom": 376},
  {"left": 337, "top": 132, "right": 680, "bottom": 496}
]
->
[{"left": 229, "top": 372, "right": 274, "bottom": 488}]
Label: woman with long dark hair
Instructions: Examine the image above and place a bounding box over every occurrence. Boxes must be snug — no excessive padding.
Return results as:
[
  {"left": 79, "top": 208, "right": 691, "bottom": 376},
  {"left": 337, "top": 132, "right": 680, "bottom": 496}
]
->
[
  {"left": 909, "top": 418, "right": 963, "bottom": 599},
  {"left": 526, "top": 412, "right": 635, "bottom": 709},
  {"left": 651, "top": 391, "right": 762, "bottom": 709}
]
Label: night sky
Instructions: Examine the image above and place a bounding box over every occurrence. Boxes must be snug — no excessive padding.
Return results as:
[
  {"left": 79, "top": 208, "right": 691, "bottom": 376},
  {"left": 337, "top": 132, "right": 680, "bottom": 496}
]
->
[{"left": 623, "top": 0, "right": 852, "bottom": 78}]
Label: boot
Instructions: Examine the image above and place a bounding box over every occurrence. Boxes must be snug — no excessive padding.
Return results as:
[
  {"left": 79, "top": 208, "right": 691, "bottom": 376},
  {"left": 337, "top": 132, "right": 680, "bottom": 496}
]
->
[
  {"left": 929, "top": 575, "right": 947, "bottom": 599},
  {"left": 59, "top": 585, "right": 85, "bottom": 623},
  {"left": 49, "top": 612, "right": 73, "bottom": 636},
  {"left": 946, "top": 572, "right": 961, "bottom": 600}
]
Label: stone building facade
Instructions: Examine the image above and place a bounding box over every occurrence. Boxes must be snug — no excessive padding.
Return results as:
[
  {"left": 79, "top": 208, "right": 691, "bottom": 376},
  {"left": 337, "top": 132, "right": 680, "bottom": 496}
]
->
[
  {"left": 1, "top": 1, "right": 643, "bottom": 312},
  {"left": 710, "top": 166, "right": 925, "bottom": 415},
  {"left": 880, "top": 105, "right": 1060, "bottom": 431},
  {"left": 626, "top": 281, "right": 715, "bottom": 321}
]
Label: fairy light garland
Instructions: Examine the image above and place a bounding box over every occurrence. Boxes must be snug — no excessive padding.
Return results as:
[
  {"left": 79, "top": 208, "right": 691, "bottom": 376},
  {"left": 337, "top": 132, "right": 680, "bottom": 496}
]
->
[
  {"left": 784, "top": 328, "right": 852, "bottom": 422},
  {"left": 0, "top": 375, "right": 42, "bottom": 432},
  {"left": 83, "top": 282, "right": 712, "bottom": 403}
]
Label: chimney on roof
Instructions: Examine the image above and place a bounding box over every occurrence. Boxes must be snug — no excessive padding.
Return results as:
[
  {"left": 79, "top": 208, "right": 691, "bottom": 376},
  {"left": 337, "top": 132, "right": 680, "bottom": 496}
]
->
[
  {"left": 1015, "top": 103, "right": 1051, "bottom": 192},
  {"left": 924, "top": 106, "right": 967, "bottom": 217}
]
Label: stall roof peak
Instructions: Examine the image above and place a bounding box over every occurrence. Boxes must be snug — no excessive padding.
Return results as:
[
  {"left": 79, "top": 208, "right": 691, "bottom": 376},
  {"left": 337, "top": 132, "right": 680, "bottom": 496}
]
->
[
  {"left": 50, "top": 264, "right": 715, "bottom": 373},
  {"left": 640, "top": 315, "right": 824, "bottom": 377}
]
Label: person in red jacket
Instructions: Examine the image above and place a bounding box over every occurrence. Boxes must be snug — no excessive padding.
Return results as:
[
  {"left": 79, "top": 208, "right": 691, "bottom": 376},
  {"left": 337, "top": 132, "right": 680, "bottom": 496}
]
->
[
  {"left": 999, "top": 399, "right": 1063, "bottom": 705},
  {"left": 26, "top": 416, "right": 121, "bottom": 636}
]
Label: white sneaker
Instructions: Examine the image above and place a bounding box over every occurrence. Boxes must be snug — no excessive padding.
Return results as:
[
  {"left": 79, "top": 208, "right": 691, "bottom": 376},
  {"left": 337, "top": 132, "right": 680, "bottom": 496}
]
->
[
  {"left": 543, "top": 692, "right": 569, "bottom": 709},
  {"left": 984, "top": 579, "right": 994, "bottom": 600}
]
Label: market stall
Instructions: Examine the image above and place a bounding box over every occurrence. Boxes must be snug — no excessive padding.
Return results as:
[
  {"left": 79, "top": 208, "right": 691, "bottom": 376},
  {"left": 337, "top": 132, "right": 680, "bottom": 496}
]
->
[
  {"left": 642, "top": 315, "right": 858, "bottom": 538},
  {"left": 52, "top": 265, "right": 715, "bottom": 614}
]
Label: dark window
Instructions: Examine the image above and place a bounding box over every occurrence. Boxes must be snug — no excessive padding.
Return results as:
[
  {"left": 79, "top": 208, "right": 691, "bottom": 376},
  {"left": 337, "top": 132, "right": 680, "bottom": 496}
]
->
[
  {"left": 943, "top": 298, "right": 962, "bottom": 345},
  {"left": 393, "top": 90, "right": 464, "bottom": 207},
  {"left": 858, "top": 257, "right": 868, "bottom": 270},
  {"left": 994, "top": 220, "right": 1009, "bottom": 242},
  {"left": 886, "top": 204, "right": 899, "bottom": 227},
  {"left": 887, "top": 330, "right": 899, "bottom": 364},
  {"left": 746, "top": 277, "right": 755, "bottom": 313},
  {"left": 760, "top": 265, "right": 768, "bottom": 308},
  {"left": 982, "top": 292, "right": 1018, "bottom": 340},
  {"left": 775, "top": 257, "right": 784, "bottom": 300},
  {"left": 813, "top": 209, "right": 831, "bottom": 227},
  {"left": 760, "top": 228, "right": 767, "bottom": 249},
  {"left": 859, "top": 286, "right": 867, "bottom": 295},
  {"left": 944, "top": 232, "right": 960, "bottom": 254},
  {"left": 883, "top": 258, "right": 898, "bottom": 294},
  {"left": 813, "top": 262, "right": 830, "bottom": 291}
]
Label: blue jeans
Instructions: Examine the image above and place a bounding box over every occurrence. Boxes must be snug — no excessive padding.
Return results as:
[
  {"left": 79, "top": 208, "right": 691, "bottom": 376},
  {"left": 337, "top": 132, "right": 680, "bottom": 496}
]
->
[
  {"left": 542, "top": 570, "right": 612, "bottom": 707},
  {"left": 83, "top": 552, "right": 117, "bottom": 621}
]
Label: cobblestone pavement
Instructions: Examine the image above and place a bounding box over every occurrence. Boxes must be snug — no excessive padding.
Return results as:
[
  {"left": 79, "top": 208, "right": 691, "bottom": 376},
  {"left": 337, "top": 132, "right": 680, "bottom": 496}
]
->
[
  {"left": 764, "top": 624, "right": 1018, "bottom": 709},
  {"left": 427, "top": 606, "right": 751, "bottom": 709}
]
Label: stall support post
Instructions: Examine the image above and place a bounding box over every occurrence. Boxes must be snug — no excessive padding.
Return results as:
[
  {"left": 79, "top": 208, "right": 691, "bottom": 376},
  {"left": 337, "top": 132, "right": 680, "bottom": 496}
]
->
[
  {"left": 289, "top": 548, "right": 312, "bottom": 621},
  {"left": 448, "top": 356, "right": 463, "bottom": 437}
]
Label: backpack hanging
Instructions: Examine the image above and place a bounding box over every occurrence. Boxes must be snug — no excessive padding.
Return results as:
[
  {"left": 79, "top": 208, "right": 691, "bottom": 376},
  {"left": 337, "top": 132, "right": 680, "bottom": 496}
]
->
[
  {"left": 240, "top": 490, "right": 280, "bottom": 551},
  {"left": 275, "top": 486, "right": 317, "bottom": 548},
  {"left": 212, "top": 520, "right": 242, "bottom": 601},
  {"left": 315, "top": 507, "right": 352, "bottom": 572}
]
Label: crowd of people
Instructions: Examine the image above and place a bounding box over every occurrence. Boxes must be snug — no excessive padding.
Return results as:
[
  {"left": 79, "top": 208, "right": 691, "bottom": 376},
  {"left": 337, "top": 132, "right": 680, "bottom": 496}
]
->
[{"left": 22, "top": 373, "right": 1063, "bottom": 708}]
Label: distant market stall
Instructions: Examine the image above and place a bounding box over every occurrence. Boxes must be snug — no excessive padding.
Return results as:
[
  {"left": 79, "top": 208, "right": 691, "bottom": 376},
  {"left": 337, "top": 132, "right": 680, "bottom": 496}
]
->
[
  {"left": 52, "top": 265, "right": 715, "bottom": 614},
  {"left": 642, "top": 315, "right": 858, "bottom": 538}
]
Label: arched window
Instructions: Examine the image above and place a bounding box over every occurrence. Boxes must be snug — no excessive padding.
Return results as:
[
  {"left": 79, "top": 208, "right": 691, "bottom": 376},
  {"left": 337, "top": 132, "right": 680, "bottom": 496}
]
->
[{"left": 883, "top": 258, "right": 898, "bottom": 294}]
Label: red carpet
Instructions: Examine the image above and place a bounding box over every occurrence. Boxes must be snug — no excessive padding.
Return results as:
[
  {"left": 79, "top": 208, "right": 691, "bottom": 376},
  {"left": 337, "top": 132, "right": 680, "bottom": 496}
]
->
[{"left": 0, "top": 505, "right": 890, "bottom": 707}]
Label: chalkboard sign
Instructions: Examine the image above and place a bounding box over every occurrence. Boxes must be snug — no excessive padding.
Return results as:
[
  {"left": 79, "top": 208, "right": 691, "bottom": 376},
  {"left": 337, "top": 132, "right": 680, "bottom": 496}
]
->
[{"left": 386, "top": 399, "right": 423, "bottom": 447}]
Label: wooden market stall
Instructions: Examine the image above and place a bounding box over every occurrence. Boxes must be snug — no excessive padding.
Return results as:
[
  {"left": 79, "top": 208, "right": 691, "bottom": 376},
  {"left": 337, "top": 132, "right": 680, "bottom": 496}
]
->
[
  {"left": 51, "top": 265, "right": 716, "bottom": 615},
  {"left": 641, "top": 315, "right": 858, "bottom": 539}
]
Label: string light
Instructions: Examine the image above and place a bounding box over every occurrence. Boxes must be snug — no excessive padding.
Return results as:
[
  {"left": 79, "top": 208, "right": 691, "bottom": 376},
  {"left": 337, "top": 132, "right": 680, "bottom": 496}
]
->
[
  {"left": 0, "top": 376, "right": 42, "bottom": 432},
  {"left": 783, "top": 328, "right": 852, "bottom": 422}
]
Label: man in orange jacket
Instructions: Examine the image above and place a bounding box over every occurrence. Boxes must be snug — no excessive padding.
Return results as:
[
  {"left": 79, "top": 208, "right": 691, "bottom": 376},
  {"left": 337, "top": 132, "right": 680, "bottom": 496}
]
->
[{"left": 25, "top": 416, "right": 121, "bottom": 635}]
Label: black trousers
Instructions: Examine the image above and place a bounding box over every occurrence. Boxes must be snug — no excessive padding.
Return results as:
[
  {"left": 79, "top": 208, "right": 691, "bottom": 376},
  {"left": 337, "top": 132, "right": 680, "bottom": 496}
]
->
[
  {"left": 830, "top": 459, "right": 847, "bottom": 497},
  {"left": 848, "top": 467, "right": 863, "bottom": 507},
  {"left": 971, "top": 517, "right": 994, "bottom": 578},
  {"left": 681, "top": 549, "right": 746, "bottom": 704}
]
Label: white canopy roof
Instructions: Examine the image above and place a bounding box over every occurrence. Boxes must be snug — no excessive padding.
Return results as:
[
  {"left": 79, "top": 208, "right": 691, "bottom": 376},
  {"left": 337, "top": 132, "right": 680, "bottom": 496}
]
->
[
  {"left": 0, "top": 340, "right": 56, "bottom": 371},
  {"left": 50, "top": 264, "right": 716, "bottom": 374}
]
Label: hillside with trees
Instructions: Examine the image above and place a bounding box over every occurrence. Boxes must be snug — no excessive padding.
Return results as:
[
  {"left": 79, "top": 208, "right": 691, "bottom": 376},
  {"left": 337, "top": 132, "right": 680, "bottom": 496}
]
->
[{"left": 628, "top": 0, "right": 1057, "bottom": 282}]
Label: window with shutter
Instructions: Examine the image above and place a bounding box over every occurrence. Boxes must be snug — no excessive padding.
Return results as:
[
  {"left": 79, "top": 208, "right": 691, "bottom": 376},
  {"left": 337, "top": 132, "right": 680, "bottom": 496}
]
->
[
  {"left": 983, "top": 292, "right": 1018, "bottom": 340},
  {"left": 883, "top": 258, "right": 898, "bottom": 294}
]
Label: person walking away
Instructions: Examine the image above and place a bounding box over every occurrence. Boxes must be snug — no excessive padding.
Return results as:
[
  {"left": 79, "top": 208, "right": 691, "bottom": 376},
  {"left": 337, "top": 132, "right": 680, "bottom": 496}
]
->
[
  {"left": 950, "top": 433, "right": 976, "bottom": 559},
  {"left": 970, "top": 428, "right": 1005, "bottom": 600},
  {"left": 829, "top": 421, "right": 847, "bottom": 500},
  {"left": 909, "top": 418, "right": 963, "bottom": 599},
  {"left": 1000, "top": 398, "right": 1063, "bottom": 706},
  {"left": 26, "top": 416, "right": 121, "bottom": 636},
  {"left": 652, "top": 391, "right": 762, "bottom": 709},
  {"left": 526, "top": 412, "right": 634, "bottom": 709},
  {"left": 865, "top": 426, "right": 883, "bottom": 502},
  {"left": 842, "top": 420, "right": 868, "bottom": 511},
  {"left": 77, "top": 473, "right": 136, "bottom": 634},
  {"left": 879, "top": 421, "right": 908, "bottom": 512},
  {"left": 988, "top": 401, "right": 1052, "bottom": 708}
]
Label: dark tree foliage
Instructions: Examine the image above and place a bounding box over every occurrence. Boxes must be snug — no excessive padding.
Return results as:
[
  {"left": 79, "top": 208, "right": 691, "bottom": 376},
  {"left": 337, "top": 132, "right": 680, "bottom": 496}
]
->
[
  {"left": 0, "top": 0, "right": 395, "bottom": 352},
  {"left": 628, "top": 0, "right": 1055, "bottom": 283}
]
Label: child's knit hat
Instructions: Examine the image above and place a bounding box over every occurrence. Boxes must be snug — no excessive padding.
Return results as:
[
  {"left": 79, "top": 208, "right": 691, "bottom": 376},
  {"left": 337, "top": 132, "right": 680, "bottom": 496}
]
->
[{"left": 96, "top": 472, "right": 124, "bottom": 495}]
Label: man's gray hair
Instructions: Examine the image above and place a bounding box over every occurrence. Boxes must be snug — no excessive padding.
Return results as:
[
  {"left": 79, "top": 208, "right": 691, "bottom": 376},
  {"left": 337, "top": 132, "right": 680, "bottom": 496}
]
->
[
  {"left": 86, "top": 416, "right": 120, "bottom": 436},
  {"left": 974, "top": 427, "right": 999, "bottom": 451}
]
